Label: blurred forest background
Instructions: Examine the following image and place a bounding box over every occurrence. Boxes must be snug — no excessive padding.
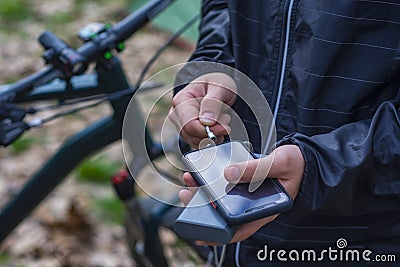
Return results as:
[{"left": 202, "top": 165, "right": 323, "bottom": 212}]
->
[{"left": 0, "top": 0, "right": 203, "bottom": 266}]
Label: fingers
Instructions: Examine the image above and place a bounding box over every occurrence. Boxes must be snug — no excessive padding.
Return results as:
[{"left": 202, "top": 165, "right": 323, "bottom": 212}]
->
[
  {"left": 224, "top": 147, "right": 297, "bottom": 184},
  {"left": 209, "top": 113, "right": 231, "bottom": 137},
  {"left": 183, "top": 172, "right": 197, "bottom": 187},
  {"left": 178, "top": 172, "right": 198, "bottom": 207},
  {"left": 169, "top": 101, "right": 231, "bottom": 147},
  {"left": 179, "top": 146, "right": 304, "bottom": 245},
  {"left": 170, "top": 72, "right": 237, "bottom": 147},
  {"left": 224, "top": 145, "right": 304, "bottom": 197},
  {"left": 224, "top": 156, "right": 274, "bottom": 184},
  {"left": 196, "top": 215, "right": 277, "bottom": 245},
  {"left": 230, "top": 215, "right": 277, "bottom": 243},
  {"left": 179, "top": 172, "right": 221, "bottom": 246},
  {"left": 199, "top": 79, "right": 236, "bottom": 125},
  {"left": 195, "top": 240, "right": 220, "bottom": 246},
  {"left": 170, "top": 96, "right": 205, "bottom": 140},
  {"left": 178, "top": 189, "right": 194, "bottom": 206},
  {"left": 178, "top": 130, "right": 203, "bottom": 148}
]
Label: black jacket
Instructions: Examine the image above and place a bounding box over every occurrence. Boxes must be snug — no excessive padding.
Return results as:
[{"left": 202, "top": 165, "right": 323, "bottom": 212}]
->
[{"left": 186, "top": 0, "right": 400, "bottom": 266}]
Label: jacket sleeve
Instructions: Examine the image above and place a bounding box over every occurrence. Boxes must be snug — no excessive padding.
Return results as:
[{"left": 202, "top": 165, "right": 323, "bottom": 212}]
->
[
  {"left": 174, "top": 0, "right": 234, "bottom": 92},
  {"left": 188, "top": 0, "right": 234, "bottom": 66},
  {"left": 279, "top": 100, "right": 400, "bottom": 216}
]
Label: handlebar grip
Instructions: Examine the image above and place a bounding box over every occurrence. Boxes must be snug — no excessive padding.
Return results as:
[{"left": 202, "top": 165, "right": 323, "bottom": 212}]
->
[
  {"left": 1, "top": 0, "right": 177, "bottom": 102},
  {"left": 0, "top": 67, "right": 58, "bottom": 104}
]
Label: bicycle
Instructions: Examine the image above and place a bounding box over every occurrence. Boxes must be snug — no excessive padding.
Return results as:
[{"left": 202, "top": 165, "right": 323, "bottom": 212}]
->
[{"left": 0, "top": 1, "right": 212, "bottom": 266}]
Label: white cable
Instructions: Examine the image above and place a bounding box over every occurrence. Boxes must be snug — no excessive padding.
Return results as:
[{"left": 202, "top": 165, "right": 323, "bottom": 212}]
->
[
  {"left": 234, "top": 242, "right": 241, "bottom": 267},
  {"left": 208, "top": 2, "right": 295, "bottom": 267},
  {"left": 213, "top": 246, "right": 219, "bottom": 266},
  {"left": 263, "top": 0, "right": 295, "bottom": 155},
  {"left": 217, "top": 245, "right": 227, "bottom": 267}
]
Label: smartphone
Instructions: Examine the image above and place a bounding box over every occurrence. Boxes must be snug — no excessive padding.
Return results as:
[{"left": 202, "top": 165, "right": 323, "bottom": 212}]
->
[{"left": 183, "top": 141, "right": 293, "bottom": 225}]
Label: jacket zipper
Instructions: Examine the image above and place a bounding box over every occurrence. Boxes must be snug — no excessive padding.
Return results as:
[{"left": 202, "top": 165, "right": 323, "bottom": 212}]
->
[
  {"left": 264, "top": 0, "right": 295, "bottom": 154},
  {"left": 234, "top": 3, "right": 297, "bottom": 266}
]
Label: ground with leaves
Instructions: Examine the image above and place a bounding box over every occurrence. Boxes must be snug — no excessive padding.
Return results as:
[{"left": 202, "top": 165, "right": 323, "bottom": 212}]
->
[{"left": 0, "top": 0, "right": 206, "bottom": 266}]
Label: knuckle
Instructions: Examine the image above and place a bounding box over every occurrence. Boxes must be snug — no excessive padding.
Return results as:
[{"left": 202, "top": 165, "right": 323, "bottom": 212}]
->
[
  {"left": 171, "top": 95, "right": 182, "bottom": 107},
  {"left": 183, "top": 123, "right": 203, "bottom": 137}
]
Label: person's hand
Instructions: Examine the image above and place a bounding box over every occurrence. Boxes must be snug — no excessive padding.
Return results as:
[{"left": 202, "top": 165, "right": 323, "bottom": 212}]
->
[
  {"left": 169, "top": 72, "right": 237, "bottom": 147},
  {"left": 179, "top": 144, "right": 305, "bottom": 245}
]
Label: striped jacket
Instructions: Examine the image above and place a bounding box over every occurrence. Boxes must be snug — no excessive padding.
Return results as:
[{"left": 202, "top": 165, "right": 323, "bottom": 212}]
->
[{"left": 186, "top": 0, "right": 400, "bottom": 266}]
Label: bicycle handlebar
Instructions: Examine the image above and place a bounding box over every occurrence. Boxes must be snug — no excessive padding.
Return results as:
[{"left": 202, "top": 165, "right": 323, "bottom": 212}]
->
[
  {"left": 77, "top": 0, "right": 175, "bottom": 62},
  {"left": 113, "top": 0, "right": 174, "bottom": 42},
  {"left": 0, "top": 67, "right": 58, "bottom": 104},
  {"left": 0, "top": 0, "right": 175, "bottom": 104}
]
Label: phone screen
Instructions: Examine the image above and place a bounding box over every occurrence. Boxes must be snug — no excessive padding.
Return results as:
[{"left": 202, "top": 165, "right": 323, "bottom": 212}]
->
[{"left": 184, "top": 141, "right": 287, "bottom": 216}]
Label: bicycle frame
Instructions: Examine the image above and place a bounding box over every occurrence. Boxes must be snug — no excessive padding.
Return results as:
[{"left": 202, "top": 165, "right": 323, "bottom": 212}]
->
[
  {"left": 0, "top": 1, "right": 201, "bottom": 265},
  {"left": 0, "top": 53, "right": 179, "bottom": 266}
]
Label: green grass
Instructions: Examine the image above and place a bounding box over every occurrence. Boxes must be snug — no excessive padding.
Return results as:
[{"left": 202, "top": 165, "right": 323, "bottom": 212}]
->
[
  {"left": 93, "top": 196, "right": 125, "bottom": 225},
  {"left": 0, "top": 253, "right": 10, "bottom": 265},
  {"left": 48, "top": 11, "right": 76, "bottom": 25},
  {"left": 75, "top": 156, "right": 122, "bottom": 183},
  {"left": 10, "top": 136, "right": 43, "bottom": 154},
  {"left": 0, "top": 0, "right": 32, "bottom": 21},
  {"left": 75, "top": 0, "right": 110, "bottom": 6}
]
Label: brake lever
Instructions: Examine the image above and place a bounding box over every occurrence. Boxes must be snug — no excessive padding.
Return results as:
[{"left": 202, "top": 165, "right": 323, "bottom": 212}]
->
[
  {"left": 0, "top": 120, "right": 30, "bottom": 147},
  {"left": 0, "top": 102, "right": 27, "bottom": 122}
]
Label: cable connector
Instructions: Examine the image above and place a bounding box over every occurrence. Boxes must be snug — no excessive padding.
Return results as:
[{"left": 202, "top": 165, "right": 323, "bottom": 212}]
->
[{"left": 205, "top": 126, "right": 217, "bottom": 141}]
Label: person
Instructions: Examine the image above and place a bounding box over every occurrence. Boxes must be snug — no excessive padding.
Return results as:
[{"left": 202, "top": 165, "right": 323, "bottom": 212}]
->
[{"left": 169, "top": 0, "right": 400, "bottom": 266}]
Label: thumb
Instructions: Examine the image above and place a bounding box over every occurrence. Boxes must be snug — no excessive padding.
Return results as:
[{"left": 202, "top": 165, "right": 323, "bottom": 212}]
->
[
  {"left": 224, "top": 153, "right": 281, "bottom": 191},
  {"left": 198, "top": 79, "right": 236, "bottom": 126},
  {"left": 198, "top": 85, "right": 229, "bottom": 126},
  {"left": 224, "top": 156, "right": 272, "bottom": 183}
]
